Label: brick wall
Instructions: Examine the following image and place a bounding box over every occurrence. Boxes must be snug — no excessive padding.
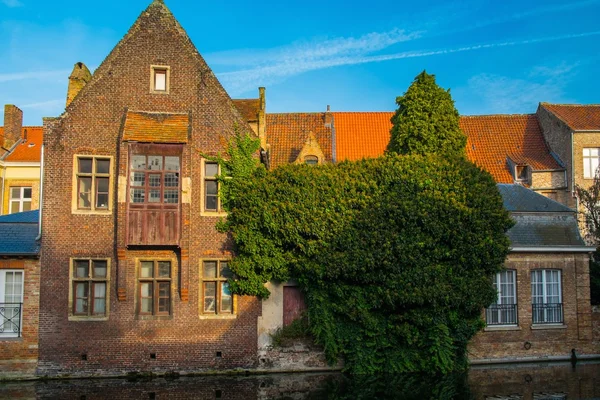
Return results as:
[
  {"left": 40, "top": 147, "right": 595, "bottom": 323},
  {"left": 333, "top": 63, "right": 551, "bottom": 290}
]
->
[
  {"left": 468, "top": 252, "right": 596, "bottom": 363},
  {"left": 39, "top": 2, "right": 260, "bottom": 377},
  {"left": 0, "top": 259, "right": 40, "bottom": 379}
]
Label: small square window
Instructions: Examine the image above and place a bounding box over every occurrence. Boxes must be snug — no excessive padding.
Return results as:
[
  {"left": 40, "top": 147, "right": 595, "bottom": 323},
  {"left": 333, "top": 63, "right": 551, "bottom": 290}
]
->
[{"left": 151, "top": 66, "right": 170, "bottom": 93}]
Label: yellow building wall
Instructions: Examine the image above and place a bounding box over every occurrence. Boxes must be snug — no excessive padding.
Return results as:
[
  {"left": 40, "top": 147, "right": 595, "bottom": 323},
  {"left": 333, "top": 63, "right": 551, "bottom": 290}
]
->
[{"left": 1, "top": 165, "right": 41, "bottom": 215}]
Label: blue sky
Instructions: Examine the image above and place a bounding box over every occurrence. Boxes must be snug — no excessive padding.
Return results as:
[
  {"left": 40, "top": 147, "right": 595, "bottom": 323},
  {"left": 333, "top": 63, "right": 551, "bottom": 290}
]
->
[{"left": 1, "top": 0, "right": 599, "bottom": 126}]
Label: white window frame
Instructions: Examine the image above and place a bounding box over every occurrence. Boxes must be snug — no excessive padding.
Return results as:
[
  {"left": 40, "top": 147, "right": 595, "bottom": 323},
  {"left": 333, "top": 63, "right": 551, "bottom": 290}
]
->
[
  {"left": 531, "top": 269, "right": 563, "bottom": 324},
  {"left": 150, "top": 65, "right": 170, "bottom": 94},
  {"left": 583, "top": 148, "right": 600, "bottom": 179},
  {"left": 486, "top": 270, "right": 517, "bottom": 326},
  {"left": 9, "top": 187, "right": 32, "bottom": 214},
  {"left": 0, "top": 270, "right": 24, "bottom": 338}
]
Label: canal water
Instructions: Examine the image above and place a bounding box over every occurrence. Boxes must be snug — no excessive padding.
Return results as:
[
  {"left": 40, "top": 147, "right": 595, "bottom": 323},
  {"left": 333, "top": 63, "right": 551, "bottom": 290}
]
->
[{"left": 0, "top": 362, "right": 598, "bottom": 399}]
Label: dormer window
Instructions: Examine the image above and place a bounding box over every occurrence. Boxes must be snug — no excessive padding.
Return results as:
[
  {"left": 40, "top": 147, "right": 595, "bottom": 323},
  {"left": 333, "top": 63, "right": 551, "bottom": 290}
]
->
[
  {"left": 151, "top": 65, "right": 170, "bottom": 93},
  {"left": 304, "top": 156, "right": 318, "bottom": 165},
  {"left": 516, "top": 165, "right": 528, "bottom": 182}
]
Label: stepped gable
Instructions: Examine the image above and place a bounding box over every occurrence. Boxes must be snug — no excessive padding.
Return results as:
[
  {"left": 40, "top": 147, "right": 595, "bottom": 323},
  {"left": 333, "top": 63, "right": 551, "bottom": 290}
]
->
[
  {"left": 540, "top": 103, "right": 600, "bottom": 131},
  {"left": 460, "top": 114, "right": 562, "bottom": 183},
  {"left": 266, "top": 113, "right": 333, "bottom": 168}
]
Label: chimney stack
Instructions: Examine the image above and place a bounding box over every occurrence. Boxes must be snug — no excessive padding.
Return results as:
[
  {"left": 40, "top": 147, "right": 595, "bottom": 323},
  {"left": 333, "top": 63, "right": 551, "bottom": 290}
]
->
[
  {"left": 324, "top": 104, "right": 333, "bottom": 128},
  {"left": 66, "top": 62, "right": 92, "bottom": 107},
  {"left": 258, "top": 87, "right": 267, "bottom": 150},
  {"left": 3, "top": 104, "right": 23, "bottom": 149}
]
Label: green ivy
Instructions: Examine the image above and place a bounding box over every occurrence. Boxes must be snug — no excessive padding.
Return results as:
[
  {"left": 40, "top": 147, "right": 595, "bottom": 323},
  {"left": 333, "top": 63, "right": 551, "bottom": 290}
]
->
[{"left": 220, "top": 150, "right": 513, "bottom": 374}]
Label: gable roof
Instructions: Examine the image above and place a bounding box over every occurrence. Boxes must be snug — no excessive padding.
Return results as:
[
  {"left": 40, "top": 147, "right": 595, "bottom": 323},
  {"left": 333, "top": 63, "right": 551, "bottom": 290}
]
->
[
  {"left": 460, "top": 114, "right": 562, "bottom": 183},
  {"left": 233, "top": 99, "right": 260, "bottom": 122},
  {"left": 0, "top": 126, "right": 43, "bottom": 162},
  {"left": 498, "top": 185, "right": 588, "bottom": 250},
  {"left": 122, "top": 111, "right": 189, "bottom": 143},
  {"left": 0, "top": 210, "right": 39, "bottom": 256},
  {"left": 266, "top": 113, "right": 333, "bottom": 168},
  {"left": 333, "top": 112, "right": 392, "bottom": 161},
  {"left": 540, "top": 103, "right": 600, "bottom": 131},
  {"left": 331, "top": 112, "right": 562, "bottom": 183}
]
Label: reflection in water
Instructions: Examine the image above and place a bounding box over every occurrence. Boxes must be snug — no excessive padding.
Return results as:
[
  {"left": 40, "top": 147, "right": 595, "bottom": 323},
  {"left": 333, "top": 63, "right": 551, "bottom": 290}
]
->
[{"left": 0, "top": 362, "right": 597, "bottom": 400}]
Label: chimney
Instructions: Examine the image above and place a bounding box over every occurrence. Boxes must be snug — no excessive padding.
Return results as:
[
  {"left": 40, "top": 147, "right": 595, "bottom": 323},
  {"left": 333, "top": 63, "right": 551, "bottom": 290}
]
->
[
  {"left": 258, "top": 87, "right": 267, "bottom": 150},
  {"left": 3, "top": 105, "right": 23, "bottom": 149},
  {"left": 66, "top": 62, "right": 92, "bottom": 107},
  {"left": 324, "top": 105, "right": 333, "bottom": 128}
]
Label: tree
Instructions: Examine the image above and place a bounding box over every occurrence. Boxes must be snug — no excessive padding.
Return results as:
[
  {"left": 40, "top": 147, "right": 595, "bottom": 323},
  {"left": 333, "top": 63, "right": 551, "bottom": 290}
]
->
[
  {"left": 575, "top": 179, "right": 600, "bottom": 305},
  {"left": 221, "top": 153, "right": 513, "bottom": 374},
  {"left": 387, "top": 71, "right": 466, "bottom": 158}
]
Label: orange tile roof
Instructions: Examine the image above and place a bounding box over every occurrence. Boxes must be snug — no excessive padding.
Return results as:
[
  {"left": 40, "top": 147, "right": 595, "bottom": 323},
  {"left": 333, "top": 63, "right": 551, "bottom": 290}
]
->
[
  {"left": 461, "top": 115, "right": 562, "bottom": 183},
  {"left": 540, "top": 103, "right": 600, "bottom": 131},
  {"left": 122, "top": 111, "right": 189, "bottom": 143},
  {"left": 0, "top": 126, "right": 43, "bottom": 162},
  {"left": 232, "top": 99, "right": 260, "bottom": 122},
  {"left": 331, "top": 112, "right": 562, "bottom": 184},
  {"left": 266, "top": 113, "right": 333, "bottom": 168},
  {"left": 333, "top": 112, "right": 393, "bottom": 161}
]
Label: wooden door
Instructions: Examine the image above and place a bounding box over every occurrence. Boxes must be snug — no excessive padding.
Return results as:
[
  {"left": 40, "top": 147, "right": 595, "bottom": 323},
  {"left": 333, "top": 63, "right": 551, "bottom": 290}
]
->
[{"left": 283, "top": 286, "right": 306, "bottom": 326}]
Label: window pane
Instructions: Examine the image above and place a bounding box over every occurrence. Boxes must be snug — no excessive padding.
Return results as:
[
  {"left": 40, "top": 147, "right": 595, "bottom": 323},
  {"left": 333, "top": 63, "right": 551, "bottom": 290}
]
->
[
  {"left": 97, "top": 177, "right": 109, "bottom": 192},
  {"left": 203, "top": 261, "right": 217, "bottom": 278},
  {"left": 79, "top": 158, "right": 92, "bottom": 173},
  {"left": 164, "top": 190, "right": 178, "bottom": 204},
  {"left": 220, "top": 262, "right": 233, "bottom": 278},
  {"left": 93, "top": 283, "right": 106, "bottom": 315},
  {"left": 140, "top": 261, "right": 153, "bottom": 278},
  {"left": 96, "top": 194, "right": 108, "bottom": 209},
  {"left": 158, "top": 282, "right": 170, "bottom": 313},
  {"left": 204, "top": 282, "right": 216, "bottom": 313},
  {"left": 165, "top": 157, "right": 180, "bottom": 171},
  {"left": 130, "top": 172, "right": 145, "bottom": 187},
  {"left": 158, "top": 262, "right": 170, "bottom": 277},
  {"left": 93, "top": 260, "right": 107, "bottom": 278},
  {"left": 131, "top": 189, "right": 145, "bottom": 203},
  {"left": 75, "top": 260, "right": 89, "bottom": 278},
  {"left": 132, "top": 155, "right": 146, "bottom": 170},
  {"left": 140, "top": 282, "right": 153, "bottom": 313},
  {"left": 149, "top": 174, "right": 161, "bottom": 187},
  {"left": 9, "top": 202, "right": 19, "bottom": 214},
  {"left": 205, "top": 162, "right": 218, "bottom": 177},
  {"left": 78, "top": 177, "right": 92, "bottom": 208},
  {"left": 165, "top": 173, "right": 178, "bottom": 187},
  {"left": 154, "top": 70, "right": 166, "bottom": 91},
  {"left": 149, "top": 190, "right": 161, "bottom": 203},
  {"left": 205, "top": 195, "right": 217, "bottom": 211},
  {"left": 23, "top": 188, "right": 32, "bottom": 198},
  {"left": 206, "top": 181, "right": 218, "bottom": 195},
  {"left": 75, "top": 282, "right": 89, "bottom": 314},
  {"left": 96, "top": 159, "right": 110, "bottom": 174},
  {"left": 148, "top": 156, "right": 163, "bottom": 171},
  {"left": 305, "top": 156, "right": 318, "bottom": 165},
  {"left": 10, "top": 187, "right": 20, "bottom": 199},
  {"left": 221, "top": 282, "right": 232, "bottom": 313},
  {"left": 22, "top": 201, "right": 32, "bottom": 212}
]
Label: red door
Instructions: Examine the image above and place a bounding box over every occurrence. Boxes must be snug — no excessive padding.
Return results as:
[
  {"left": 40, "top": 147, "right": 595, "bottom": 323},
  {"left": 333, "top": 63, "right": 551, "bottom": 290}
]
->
[{"left": 283, "top": 286, "right": 307, "bottom": 326}]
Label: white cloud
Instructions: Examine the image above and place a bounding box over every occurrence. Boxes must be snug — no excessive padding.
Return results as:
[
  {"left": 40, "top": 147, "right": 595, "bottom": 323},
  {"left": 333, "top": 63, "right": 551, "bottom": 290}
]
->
[
  {"left": 1, "top": 0, "right": 23, "bottom": 7},
  {"left": 216, "top": 30, "right": 600, "bottom": 96}
]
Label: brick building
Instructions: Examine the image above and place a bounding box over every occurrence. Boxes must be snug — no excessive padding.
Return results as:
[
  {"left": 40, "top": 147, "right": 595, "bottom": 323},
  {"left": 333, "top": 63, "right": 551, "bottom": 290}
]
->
[
  {"left": 0, "top": 210, "right": 40, "bottom": 379},
  {"left": 38, "top": 0, "right": 261, "bottom": 377},
  {"left": 468, "top": 185, "right": 596, "bottom": 363},
  {"left": 0, "top": 105, "right": 43, "bottom": 215}
]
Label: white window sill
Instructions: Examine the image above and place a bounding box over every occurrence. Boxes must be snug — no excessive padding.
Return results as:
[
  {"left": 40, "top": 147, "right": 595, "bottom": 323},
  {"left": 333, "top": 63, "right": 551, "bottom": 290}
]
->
[
  {"left": 199, "top": 314, "right": 237, "bottom": 320},
  {"left": 484, "top": 325, "right": 521, "bottom": 332},
  {"left": 200, "top": 211, "right": 228, "bottom": 218},
  {"left": 531, "top": 324, "right": 566, "bottom": 330},
  {"left": 0, "top": 336, "right": 23, "bottom": 341},
  {"left": 71, "top": 210, "right": 113, "bottom": 216},
  {"left": 68, "top": 316, "right": 109, "bottom": 322}
]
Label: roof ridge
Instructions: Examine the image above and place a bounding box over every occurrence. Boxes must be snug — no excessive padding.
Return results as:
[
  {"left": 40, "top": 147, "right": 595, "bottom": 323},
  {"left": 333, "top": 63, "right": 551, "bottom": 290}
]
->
[
  {"left": 541, "top": 102, "right": 600, "bottom": 107},
  {"left": 461, "top": 113, "right": 535, "bottom": 118}
]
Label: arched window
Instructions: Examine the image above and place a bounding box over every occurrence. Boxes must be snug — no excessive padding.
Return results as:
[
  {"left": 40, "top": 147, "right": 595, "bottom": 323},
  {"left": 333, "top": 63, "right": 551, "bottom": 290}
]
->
[{"left": 304, "top": 156, "right": 318, "bottom": 165}]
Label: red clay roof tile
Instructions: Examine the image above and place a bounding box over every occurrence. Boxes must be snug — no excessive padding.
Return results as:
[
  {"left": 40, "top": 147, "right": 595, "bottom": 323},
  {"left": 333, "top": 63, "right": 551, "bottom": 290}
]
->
[
  {"left": 331, "top": 112, "right": 562, "bottom": 184},
  {"left": 122, "top": 111, "right": 189, "bottom": 143},
  {"left": 266, "top": 113, "right": 333, "bottom": 168},
  {"left": 0, "top": 126, "right": 43, "bottom": 162},
  {"left": 540, "top": 103, "right": 600, "bottom": 131},
  {"left": 232, "top": 99, "right": 260, "bottom": 122}
]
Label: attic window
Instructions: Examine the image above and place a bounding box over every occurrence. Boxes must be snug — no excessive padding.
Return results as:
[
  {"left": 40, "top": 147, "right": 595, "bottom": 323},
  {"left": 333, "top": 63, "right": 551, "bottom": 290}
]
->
[
  {"left": 304, "top": 156, "right": 318, "bottom": 165},
  {"left": 516, "top": 165, "right": 528, "bottom": 182},
  {"left": 151, "top": 65, "right": 170, "bottom": 93}
]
